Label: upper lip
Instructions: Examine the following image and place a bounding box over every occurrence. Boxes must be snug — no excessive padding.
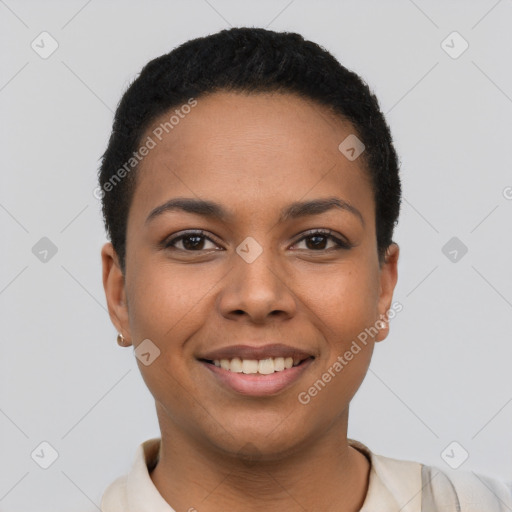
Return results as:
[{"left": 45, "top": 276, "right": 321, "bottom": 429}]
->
[{"left": 198, "top": 343, "right": 315, "bottom": 361}]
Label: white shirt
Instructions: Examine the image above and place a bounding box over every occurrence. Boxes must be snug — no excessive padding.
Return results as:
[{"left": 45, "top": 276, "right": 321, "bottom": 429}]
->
[{"left": 101, "top": 437, "right": 512, "bottom": 511}]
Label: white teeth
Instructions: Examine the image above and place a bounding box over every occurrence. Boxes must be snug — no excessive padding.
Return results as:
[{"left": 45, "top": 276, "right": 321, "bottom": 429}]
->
[
  {"left": 230, "top": 357, "right": 243, "bottom": 373},
  {"left": 274, "top": 357, "right": 285, "bottom": 371},
  {"left": 211, "top": 356, "right": 306, "bottom": 374},
  {"left": 258, "top": 358, "right": 275, "bottom": 375},
  {"left": 242, "top": 359, "right": 259, "bottom": 374}
]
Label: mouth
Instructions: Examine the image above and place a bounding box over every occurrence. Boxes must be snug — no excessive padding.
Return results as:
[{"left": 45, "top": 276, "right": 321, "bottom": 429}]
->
[
  {"left": 200, "top": 355, "right": 313, "bottom": 375},
  {"left": 197, "top": 344, "right": 315, "bottom": 396}
]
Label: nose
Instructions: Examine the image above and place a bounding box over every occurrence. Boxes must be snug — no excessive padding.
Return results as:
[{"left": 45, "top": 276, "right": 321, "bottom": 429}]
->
[{"left": 217, "top": 244, "right": 297, "bottom": 324}]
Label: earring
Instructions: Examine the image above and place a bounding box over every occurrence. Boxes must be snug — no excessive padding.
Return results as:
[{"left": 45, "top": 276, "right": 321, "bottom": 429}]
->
[{"left": 117, "top": 333, "right": 129, "bottom": 346}]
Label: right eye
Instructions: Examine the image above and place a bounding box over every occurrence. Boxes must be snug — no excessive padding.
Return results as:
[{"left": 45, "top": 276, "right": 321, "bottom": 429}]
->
[{"left": 163, "top": 230, "right": 223, "bottom": 252}]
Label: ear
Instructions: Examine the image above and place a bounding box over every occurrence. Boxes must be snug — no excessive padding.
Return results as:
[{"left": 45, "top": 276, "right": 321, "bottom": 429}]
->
[
  {"left": 101, "top": 242, "right": 132, "bottom": 345},
  {"left": 374, "top": 243, "right": 399, "bottom": 342}
]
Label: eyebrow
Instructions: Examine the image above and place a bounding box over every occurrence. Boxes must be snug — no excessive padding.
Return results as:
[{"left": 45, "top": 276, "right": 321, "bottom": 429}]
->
[{"left": 145, "top": 196, "right": 365, "bottom": 227}]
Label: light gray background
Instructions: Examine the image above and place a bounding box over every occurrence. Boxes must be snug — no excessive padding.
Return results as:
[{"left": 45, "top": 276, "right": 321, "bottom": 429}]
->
[{"left": 1, "top": 0, "right": 511, "bottom": 510}]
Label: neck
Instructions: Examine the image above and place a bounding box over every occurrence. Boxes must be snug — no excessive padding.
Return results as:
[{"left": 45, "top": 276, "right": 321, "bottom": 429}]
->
[{"left": 150, "top": 409, "right": 370, "bottom": 512}]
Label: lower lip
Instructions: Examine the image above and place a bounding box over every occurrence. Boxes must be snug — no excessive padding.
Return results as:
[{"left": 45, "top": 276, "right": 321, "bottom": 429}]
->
[{"left": 201, "top": 358, "right": 314, "bottom": 396}]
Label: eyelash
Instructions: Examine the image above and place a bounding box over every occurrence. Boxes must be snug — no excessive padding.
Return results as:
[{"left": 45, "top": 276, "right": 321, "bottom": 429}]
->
[{"left": 163, "top": 229, "right": 352, "bottom": 252}]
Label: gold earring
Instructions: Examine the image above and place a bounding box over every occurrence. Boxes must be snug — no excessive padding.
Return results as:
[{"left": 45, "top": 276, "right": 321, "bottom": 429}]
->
[{"left": 117, "top": 333, "right": 128, "bottom": 346}]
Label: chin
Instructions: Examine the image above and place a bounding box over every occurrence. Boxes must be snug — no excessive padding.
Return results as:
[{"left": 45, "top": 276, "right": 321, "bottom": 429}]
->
[{"left": 204, "top": 416, "right": 313, "bottom": 462}]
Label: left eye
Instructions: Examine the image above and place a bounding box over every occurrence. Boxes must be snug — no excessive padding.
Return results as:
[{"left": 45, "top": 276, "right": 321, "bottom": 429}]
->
[{"left": 292, "top": 230, "right": 350, "bottom": 251}]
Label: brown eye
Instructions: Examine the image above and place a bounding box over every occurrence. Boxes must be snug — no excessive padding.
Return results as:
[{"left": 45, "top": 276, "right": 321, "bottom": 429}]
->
[
  {"left": 292, "top": 230, "right": 351, "bottom": 251},
  {"left": 164, "top": 231, "right": 220, "bottom": 251}
]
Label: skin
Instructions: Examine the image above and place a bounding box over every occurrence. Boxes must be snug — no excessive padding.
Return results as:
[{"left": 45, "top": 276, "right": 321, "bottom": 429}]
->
[{"left": 102, "top": 90, "right": 399, "bottom": 512}]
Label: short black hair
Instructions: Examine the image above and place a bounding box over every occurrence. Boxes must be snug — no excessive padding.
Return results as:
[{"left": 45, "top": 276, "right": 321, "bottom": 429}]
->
[{"left": 98, "top": 27, "right": 401, "bottom": 273}]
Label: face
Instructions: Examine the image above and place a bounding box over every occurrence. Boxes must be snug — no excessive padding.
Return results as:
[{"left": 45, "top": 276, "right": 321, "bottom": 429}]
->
[{"left": 102, "top": 91, "right": 399, "bottom": 459}]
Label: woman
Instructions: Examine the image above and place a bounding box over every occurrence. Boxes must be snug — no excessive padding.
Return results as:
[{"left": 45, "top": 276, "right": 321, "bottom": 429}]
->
[{"left": 98, "top": 27, "right": 511, "bottom": 511}]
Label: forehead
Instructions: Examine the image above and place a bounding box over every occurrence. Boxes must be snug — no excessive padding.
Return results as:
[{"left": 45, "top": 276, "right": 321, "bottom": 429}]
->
[
  {"left": 143, "top": 91, "right": 358, "bottom": 168},
  {"left": 129, "top": 91, "right": 374, "bottom": 227}
]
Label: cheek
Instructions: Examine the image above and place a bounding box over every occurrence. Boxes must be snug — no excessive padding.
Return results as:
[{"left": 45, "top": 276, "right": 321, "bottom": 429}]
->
[
  {"left": 296, "top": 268, "right": 378, "bottom": 414},
  {"left": 299, "top": 265, "right": 380, "bottom": 394},
  {"left": 126, "top": 263, "right": 205, "bottom": 412},
  {"left": 126, "top": 258, "right": 214, "bottom": 342},
  {"left": 306, "top": 262, "right": 380, "bottom": 333}
]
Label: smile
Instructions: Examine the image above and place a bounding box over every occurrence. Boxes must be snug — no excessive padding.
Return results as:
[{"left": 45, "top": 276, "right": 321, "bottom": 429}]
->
[
  {"left": 198, "top": 345, "right": 315, "bottom": 396},
  {"left": 205, "top": 356, "right": 307, "bottom": 375}
]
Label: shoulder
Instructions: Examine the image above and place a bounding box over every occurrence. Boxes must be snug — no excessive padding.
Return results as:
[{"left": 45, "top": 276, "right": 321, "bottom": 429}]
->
[
  {"left": 100, "top": 475, "right": 129, "bottom": 511},
  {"left": 421, "top": 463, "right": 512, "bottom": 511},
  {"left": 100, "top": 438, "right": 161, "bottom": 511},
  {"left": 374, "top": 451, "right": 512, "bottom": 511},
  {"left": 350, "top": 439, "right": 512, "bottom": 511}
]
